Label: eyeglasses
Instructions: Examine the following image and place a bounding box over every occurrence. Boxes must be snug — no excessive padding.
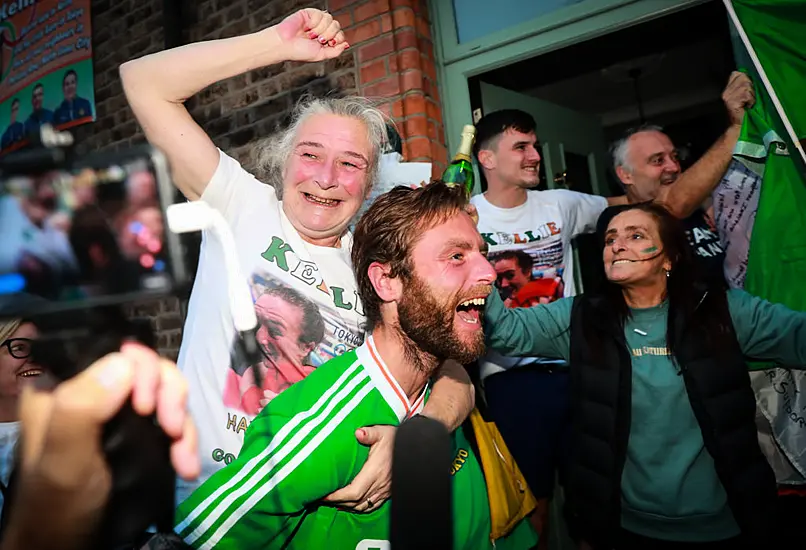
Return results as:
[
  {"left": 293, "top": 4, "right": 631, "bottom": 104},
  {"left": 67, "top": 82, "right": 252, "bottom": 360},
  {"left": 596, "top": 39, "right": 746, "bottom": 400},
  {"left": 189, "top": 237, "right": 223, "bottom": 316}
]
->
[{"left": 1, "top": 338, "right": 33, "bottom": 359}]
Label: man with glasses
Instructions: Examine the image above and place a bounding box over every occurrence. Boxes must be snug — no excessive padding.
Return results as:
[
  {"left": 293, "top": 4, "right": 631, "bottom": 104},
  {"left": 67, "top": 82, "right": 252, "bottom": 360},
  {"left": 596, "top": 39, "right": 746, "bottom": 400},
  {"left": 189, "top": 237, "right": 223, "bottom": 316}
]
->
[
  {"left": 1, "top": 99, "right": 24, "bottom": 150},
  {"left": 0, "top": 319, "right": 43, "bottom": 516}
]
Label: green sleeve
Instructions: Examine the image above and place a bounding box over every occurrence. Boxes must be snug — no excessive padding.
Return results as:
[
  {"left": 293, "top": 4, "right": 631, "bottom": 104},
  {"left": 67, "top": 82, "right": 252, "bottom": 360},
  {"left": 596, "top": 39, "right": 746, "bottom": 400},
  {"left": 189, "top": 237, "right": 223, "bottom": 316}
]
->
[
  {"left": 727, "top": 289, "right": 806, "bottom": 370},
  {"left": 174, "top": 368, "right": 368, "bottom": 549},
  {"left": 483, "top": 288, "right": 572, "bottom": 362}
]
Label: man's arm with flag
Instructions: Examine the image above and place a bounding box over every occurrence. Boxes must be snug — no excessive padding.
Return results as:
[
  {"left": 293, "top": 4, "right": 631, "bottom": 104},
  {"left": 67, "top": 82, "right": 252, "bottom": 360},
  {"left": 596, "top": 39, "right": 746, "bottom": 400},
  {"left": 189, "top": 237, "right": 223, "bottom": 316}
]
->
[{"left": 657, "top": 71, "right": 755, "bottom": 218}]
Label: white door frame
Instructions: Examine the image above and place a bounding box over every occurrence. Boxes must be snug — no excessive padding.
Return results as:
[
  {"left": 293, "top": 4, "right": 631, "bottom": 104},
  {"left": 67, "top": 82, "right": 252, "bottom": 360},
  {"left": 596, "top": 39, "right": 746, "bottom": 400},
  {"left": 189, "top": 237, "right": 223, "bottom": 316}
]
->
[{"left": 430, "top": 0, "right": 710, "bottom": 158}]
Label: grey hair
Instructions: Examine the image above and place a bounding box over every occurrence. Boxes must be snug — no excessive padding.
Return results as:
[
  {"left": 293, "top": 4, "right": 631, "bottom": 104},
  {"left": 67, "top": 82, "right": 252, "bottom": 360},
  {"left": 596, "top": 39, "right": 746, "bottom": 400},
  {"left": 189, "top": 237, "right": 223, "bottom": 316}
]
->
[
  {"left": 246, "top": 95, "right": 390, "bottom": 198},
  {"left": 610, "top": 123, "right": 665, "bottom": 174}
]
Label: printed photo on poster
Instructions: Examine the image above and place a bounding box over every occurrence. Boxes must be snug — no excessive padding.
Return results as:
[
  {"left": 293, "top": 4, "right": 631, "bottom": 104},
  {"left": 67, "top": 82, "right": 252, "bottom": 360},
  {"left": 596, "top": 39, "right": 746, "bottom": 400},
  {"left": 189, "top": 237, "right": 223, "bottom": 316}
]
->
[{"left": 0, "top": 1, "right": 95, "bottom": 155}]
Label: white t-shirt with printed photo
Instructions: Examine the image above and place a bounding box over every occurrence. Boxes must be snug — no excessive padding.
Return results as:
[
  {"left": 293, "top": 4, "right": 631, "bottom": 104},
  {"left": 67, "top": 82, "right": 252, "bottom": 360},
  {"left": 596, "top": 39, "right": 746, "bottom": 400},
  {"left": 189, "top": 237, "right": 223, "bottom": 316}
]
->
[
  {"left": 471, "top": 189, "right": 607, "bottom": 380},
  {"left": 176, "top": 150, "right": 366, "bottom": 504}
]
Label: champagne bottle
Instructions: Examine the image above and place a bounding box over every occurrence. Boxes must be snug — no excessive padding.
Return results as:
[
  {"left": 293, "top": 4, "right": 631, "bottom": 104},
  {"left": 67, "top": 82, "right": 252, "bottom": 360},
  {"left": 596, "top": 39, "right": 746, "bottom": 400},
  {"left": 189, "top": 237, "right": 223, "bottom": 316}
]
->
[{"left": 442, "top": 124, "right": 476, "bottom": 196}]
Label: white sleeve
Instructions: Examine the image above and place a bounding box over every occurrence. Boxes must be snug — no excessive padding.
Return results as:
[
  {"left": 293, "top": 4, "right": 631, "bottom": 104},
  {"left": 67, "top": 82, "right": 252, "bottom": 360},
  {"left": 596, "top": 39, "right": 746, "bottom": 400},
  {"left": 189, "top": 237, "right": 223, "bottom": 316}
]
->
[
  {"left": 199, "top": 149, "right": 278, "bottom": 224},
  {"left": 555, "top": 189, "right": 608, "bottom": 238}
]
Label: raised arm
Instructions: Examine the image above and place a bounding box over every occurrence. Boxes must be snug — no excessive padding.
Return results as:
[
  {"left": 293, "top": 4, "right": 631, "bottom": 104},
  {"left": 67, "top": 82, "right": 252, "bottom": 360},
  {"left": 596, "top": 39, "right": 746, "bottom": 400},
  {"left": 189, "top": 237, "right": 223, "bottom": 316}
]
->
[
  {"left": 119, "top": 9, "right": 348, "bottom": 200},
  {"left": 656, "top": 71, "right": 754, "bottom": 218},
  {"left": 484, "top": 289, "right": 572, "bottom": 361}
]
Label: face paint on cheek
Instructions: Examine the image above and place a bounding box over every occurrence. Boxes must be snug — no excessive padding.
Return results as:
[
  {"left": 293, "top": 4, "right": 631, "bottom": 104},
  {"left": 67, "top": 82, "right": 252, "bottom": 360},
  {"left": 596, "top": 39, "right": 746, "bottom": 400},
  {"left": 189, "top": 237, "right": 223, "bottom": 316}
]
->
[{"left": 641, "top": 246, "right": 658, "bottom": 254}]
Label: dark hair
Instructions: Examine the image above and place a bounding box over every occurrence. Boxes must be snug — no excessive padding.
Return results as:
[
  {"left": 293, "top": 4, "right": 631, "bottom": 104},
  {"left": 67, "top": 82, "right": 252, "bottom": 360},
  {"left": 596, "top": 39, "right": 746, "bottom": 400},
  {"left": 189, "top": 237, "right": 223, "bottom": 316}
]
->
[
  {"left": 473, "top": 109, "right": 537, "bottom": 161},
  {"left": 32, "top": 83, "right": 43, "bottom": 93},
  {"left": 259, "top": 286, "right": 325, "bottom": 347},
  {"left": 490, "top": 249, "right": 532, "bottom": 273},
  {"left": 594, "top": 202, "right": 703, "bottom": 363},
  {"left": 63, "top": 69, "right": 78, "bottom": 84},
  {"left": 11, "top": 98, "right": 19, "bottom": 107},
  {"left": 352, "top": 181, "right": 470, "bottom": 331}
]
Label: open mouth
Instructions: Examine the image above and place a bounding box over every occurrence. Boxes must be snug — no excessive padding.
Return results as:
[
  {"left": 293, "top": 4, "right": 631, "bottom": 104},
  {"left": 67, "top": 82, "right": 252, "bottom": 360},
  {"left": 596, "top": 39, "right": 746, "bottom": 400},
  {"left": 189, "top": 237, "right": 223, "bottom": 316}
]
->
[
  {"left": 522, "top": 165, "right": 538, "bottom": 174},
  {"left": 17, "top": 367, "right": 43, "bottom": 378},
  {"left": 303, "top": 193, "right": 341, "bottom": 207},
  {"left": 455, "top": 297, "right": 486, "bottom": 326},
  {"left": 612, "top": 259, "right": 635, "bottom": 265}
]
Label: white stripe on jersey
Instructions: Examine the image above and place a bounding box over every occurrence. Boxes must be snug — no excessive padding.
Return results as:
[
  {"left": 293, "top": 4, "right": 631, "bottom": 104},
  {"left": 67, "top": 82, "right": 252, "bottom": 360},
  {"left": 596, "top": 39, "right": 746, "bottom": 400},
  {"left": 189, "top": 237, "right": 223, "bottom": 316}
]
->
[
  {"left": 203, "top": 381, "right": 376, "bottom": 549},
  {"left": 178, "top": 359, "right": 368, "bottom": 543}
]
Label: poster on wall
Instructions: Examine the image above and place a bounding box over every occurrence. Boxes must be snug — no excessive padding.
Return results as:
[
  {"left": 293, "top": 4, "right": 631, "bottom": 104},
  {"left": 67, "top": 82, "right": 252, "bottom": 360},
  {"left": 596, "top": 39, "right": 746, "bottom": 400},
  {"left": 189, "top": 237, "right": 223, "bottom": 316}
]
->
[{"left": 0, "top": 0, "right": 94, "bottom": 155}]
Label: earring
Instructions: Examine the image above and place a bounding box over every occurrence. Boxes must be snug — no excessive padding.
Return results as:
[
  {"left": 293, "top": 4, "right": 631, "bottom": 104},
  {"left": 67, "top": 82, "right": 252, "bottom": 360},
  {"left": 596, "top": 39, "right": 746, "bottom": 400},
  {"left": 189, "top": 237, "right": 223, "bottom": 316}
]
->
[{"left": 665, "top": 270, "right": 671, "bottom": 278}]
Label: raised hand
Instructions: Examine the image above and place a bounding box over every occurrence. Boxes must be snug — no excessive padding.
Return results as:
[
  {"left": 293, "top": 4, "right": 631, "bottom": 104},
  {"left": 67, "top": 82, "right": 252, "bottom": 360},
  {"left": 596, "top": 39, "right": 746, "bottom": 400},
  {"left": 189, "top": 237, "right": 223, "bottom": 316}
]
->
[
  {"left": 274, "top": 8, "right": 349, "bottom": 63},
  {"left": 722, "top": 71, "right": 755, "bottom": 128}
]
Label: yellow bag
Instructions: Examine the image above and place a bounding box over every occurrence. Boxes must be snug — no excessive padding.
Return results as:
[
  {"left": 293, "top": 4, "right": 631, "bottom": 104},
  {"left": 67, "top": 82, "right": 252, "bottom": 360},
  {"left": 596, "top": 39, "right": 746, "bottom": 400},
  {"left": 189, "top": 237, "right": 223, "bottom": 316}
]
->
[{"left": 468, "top": 408, "right": 537, "bottom": 540}]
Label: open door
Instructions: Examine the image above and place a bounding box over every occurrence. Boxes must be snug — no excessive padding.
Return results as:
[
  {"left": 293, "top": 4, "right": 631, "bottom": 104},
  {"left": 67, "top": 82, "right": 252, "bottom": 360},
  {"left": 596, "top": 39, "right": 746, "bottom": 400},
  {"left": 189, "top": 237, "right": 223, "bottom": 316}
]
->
[{"left": 479, "top": 83, "right": 610, "bottom": 294}]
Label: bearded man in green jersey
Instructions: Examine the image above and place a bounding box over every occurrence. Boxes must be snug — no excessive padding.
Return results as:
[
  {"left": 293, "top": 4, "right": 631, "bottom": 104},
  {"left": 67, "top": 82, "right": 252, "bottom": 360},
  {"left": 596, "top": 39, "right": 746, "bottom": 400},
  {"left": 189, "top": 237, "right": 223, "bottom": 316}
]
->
[{"left": 174, "top": 182, "right": 539, "bottom": 549}]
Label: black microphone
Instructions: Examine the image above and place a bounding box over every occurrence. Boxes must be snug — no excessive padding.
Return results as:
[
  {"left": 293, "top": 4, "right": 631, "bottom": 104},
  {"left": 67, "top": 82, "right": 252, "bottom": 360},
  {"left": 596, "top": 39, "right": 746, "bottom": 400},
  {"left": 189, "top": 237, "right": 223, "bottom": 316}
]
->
[{"left": 390, "top": 415, "right": 453, "bottom": 550}]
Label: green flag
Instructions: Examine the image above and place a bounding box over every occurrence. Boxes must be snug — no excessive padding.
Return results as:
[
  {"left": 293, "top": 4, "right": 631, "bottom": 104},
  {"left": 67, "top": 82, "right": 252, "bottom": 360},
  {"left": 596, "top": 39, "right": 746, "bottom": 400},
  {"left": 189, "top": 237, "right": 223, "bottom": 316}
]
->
[{"left": 724, "top": 0, "right": 806, "bottom": 479}]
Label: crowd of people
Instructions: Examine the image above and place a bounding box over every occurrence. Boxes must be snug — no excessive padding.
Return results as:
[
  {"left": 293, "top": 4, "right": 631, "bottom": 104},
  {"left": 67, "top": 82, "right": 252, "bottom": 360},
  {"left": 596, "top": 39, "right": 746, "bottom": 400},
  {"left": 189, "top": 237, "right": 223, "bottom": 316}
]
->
[{"left": 0, "top": 6, "right": 803, "bottom": 550}]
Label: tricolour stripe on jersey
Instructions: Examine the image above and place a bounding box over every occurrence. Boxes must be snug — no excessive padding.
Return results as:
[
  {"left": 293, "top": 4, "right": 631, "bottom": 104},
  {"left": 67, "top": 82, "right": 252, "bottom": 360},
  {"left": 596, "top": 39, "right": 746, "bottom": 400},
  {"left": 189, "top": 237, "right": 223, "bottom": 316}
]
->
[
  {"left": 176, "top": 358, "right": 369, "bottom": 543},
  {"left": 201, "top": 381, "right": 376, "bottom": 549},
  {"left": 366, "top": 335, "right": 427, "bottom": 419}
]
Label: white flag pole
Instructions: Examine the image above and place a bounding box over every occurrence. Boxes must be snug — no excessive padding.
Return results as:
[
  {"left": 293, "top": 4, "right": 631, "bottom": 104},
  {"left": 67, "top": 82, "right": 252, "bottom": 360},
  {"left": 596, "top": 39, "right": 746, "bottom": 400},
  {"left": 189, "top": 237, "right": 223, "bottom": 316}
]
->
[{"left": 723, "top": 0, "right": 806, "bottom": 165}]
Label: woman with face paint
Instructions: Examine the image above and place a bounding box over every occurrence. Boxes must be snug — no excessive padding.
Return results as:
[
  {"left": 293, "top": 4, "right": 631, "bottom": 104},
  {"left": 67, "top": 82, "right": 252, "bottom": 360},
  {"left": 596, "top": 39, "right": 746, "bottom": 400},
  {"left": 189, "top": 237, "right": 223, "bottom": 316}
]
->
[{"left": 483, "top": 202, "right": 806, "bottom": 549}]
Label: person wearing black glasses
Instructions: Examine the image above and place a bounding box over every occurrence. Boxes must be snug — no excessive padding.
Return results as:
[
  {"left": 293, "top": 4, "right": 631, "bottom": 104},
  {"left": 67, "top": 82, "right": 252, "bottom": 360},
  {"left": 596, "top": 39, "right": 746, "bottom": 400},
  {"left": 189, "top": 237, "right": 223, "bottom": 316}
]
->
[{"left": 0, "top": 319, "right": 42, "bottom": 517}]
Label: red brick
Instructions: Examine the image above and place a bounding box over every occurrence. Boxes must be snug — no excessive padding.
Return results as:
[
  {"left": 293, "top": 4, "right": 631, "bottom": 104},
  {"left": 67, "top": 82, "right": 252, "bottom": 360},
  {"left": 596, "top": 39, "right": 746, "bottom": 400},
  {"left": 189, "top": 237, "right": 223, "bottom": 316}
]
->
[
  {"left": 380, "top": 13, "right": 392, "bottom": 33},
  {"left": 426, "top": 98, "right": 442, "bottom": 123},
  {"left": 402, "top": 93, "right": 426, "bottom": 117},
  {"left": 415, "top": 15, "right": 431, "bottom": 38},
  {"left": 407, "top": 136, "right": 431, "bottom": 159},
  {"left": 434, "top": 143, "right": 448, "bottom": 165},
  {"left": 391, "top": 98, "right": 404, "bottom": 118},
  {"left": 427, "top": 119, "right": 438, "bottom": 141},
  {"left": 400, "top": 69, "right": 423, "bottom": 92},
  {"left": 333, "top": 9, "right": 352, "bottom": 29},
  {"left": 346, "top": 18, "right": 381, "bottom": 45},
  {"left": 397, "top": 49, "right": 420, "bottom": 71},
  {"left": 404, "top": 115, "right": 428, "bottom": 139},
  {"left": 392, "top": 7, "right": 415, "bottom": 29},
  {"left": 328, "top": 0, "right": 356, "bottom": 11},
  {"left": 360, "top": 58, "right": 387, "bottom": 83},
  {"left": 358, "top": 34, "right": 395, "bottom": 62},
  {"left": 394, "top": 28, "right": 417, "bottom": 50},
  {"left": 378, "top": 101, "right": 393, "bottom": 117},
  {"left": 363, "top": 75, "right": 401, "bottom": 98},
  {"left": 418, "top": 36, "right": 434, "bottom": 59},
  {"left": 389, "top": 53, "right": 398, "bottom": 73},
  {"left": 354, "top": 0, "right": 388, "bottom": 23},
  {"left": 390, "top": 0, "right": 415, "bottom": 8},
  {"left": 421, "top": 55, "right": 436, "bottom": 81}
]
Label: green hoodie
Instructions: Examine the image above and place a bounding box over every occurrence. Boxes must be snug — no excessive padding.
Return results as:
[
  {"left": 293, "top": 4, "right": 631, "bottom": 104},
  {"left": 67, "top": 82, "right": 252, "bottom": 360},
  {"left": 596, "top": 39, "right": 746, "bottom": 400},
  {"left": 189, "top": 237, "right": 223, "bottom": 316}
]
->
[{"left": 484, "top": 288, "right": 806, "bottom": 541}]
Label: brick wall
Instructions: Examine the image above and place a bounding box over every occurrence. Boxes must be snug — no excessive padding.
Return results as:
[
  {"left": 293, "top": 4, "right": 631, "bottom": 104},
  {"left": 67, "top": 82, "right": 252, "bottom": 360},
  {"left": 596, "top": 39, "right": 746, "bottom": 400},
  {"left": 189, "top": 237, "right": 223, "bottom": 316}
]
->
[
  {"left": 332, "top": 0, "right": 448, "bottom": 177},
  {"left": 79, "top": 0, "right": 447, "bottom": 358}
]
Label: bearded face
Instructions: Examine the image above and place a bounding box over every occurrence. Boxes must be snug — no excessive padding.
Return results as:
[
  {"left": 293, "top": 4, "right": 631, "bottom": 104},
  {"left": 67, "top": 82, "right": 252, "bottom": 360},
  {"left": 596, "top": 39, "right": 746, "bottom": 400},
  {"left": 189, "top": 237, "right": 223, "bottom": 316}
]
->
[{"left": 396, "top": 272, "right": 488, "bottom": 368}]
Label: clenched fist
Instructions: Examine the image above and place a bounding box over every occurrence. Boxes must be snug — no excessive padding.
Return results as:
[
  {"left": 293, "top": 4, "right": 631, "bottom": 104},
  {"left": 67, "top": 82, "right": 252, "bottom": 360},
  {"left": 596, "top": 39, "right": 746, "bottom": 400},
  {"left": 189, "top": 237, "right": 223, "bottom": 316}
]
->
[{"left": 274, "top": 8, "right": 349, "bottom": 63}]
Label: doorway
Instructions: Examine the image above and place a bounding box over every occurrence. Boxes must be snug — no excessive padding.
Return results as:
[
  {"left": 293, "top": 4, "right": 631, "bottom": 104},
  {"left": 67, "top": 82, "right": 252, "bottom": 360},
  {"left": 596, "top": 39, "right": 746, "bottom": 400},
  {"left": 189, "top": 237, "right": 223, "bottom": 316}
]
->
[{"left": 468, "top": 0, "right": 735, "bottom": 294}]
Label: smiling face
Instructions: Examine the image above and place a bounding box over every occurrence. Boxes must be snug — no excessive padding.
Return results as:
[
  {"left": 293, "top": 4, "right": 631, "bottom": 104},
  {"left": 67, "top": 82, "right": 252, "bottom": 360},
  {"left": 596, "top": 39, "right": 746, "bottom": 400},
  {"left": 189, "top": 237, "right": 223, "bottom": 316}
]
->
[
  {"left": 618, "top": 130, "right": 681, "bottom": 203},
  {"left": 254, "top": 293, "right": 314, "bottom": 367},
  {"left": 480, "top": 128, "right": 541, "bottom": 190},
  {"left": 603, "top": 209, "right": 672, "bottom": 286},
  {"left": 63, "top": 72, "right": 77, "bottom": 101},
  {"left": 0, "top": 322, "right": 42, "bottom": 400},
  {"left": 396, "top": 211, "right": 496, "bottom": 364},
  {"left": 281, "top": 113, "right": 373, "bottom": 247}
]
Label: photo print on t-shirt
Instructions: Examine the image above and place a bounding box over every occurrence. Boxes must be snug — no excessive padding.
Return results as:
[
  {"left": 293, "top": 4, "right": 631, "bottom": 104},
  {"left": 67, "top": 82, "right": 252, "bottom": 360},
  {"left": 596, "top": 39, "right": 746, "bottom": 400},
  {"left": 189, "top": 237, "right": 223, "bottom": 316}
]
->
[{"left": 222, "top": 270, "right": 364, "bottom": 416}]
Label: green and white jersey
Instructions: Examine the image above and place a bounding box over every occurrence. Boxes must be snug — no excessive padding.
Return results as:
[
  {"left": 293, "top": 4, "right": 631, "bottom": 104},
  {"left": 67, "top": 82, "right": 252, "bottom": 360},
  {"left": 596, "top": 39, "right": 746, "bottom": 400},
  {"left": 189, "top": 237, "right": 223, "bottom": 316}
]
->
[{"left": 175, "top": 335, "right": 537, "bottom": 549}]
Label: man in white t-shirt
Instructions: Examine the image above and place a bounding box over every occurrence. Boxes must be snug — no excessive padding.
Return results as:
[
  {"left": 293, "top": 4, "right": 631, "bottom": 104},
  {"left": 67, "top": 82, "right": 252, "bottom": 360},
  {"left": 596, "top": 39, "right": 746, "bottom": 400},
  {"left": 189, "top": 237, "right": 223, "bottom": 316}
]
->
[
  {"left": 470, "top": 109, "right": 618, "bottom": 547},
  {"left": 121, "top": 8, "right": 474, "bottom": 508}
]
